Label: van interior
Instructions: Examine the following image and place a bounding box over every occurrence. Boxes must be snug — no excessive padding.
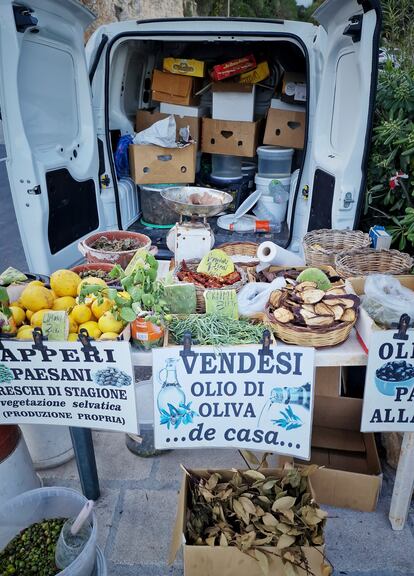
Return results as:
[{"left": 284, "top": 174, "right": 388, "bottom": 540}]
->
[{"left": 104, "top": 37, "right": 308, "bottom": 256}]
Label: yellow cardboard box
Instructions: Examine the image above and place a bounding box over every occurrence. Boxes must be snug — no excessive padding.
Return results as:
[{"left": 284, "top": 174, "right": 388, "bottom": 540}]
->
[
  {"left": 163, "top": 58, "right": 205, "bottom": 78},
  {"left": 239, "top": 61, "right": 270, "bottom": 84}
]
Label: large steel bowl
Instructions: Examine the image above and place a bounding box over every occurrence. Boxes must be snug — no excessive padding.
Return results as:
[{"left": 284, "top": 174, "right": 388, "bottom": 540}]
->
[{"left": 161, "top": 186, "right": 233, "bottom": 218}]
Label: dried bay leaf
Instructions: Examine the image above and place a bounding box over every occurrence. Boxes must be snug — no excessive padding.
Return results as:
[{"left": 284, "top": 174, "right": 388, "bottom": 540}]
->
[
  {"left": 233, "top": 499, "right": 250, "bottom": 524},
  {"left": 219, "top": 532, "right": 228, "bottom": 546},
  {"left": 244, "top": 470, "right": 266, "bottom": 481},
  {"left": 262, "top": 513, "right": 278, "bottom": 527},
  {"left": 239, "top": 496, "right": 257, "bottom": 515},
  {"left": 272, "top": 496, "right": 296, "bottom": 512},
  {"left": 255, "top": 549, "right": 269, "bottom": 576},
  {"left": 207, "top": 473, "right": 220, "bottom": 491},
  {"left": 262, "top": 480, "right": 277, "bottom": 491},
  {"left": 277, "top": 534, "right": 296, "bottom": 550}
]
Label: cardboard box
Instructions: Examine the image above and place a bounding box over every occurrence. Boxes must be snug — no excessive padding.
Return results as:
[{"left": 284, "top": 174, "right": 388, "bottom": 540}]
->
[
  {"left": 159, "top": 102, "right": 208, "bottom": 118},
  {"left": 163, "top": 57, "right": 205, "bottom": 78},
  {"left": 264, "top": 106, "right": 306, "bottom": 149},
  {"left": 129, "top": 143, "right": 196, "bottom": 185},
  {"left": 201, "top": 118, "right": 261, "bottom": 158},
  {"left": 280, "top": 395, "right": 382, "bottom": 512},
  {"left": 239, "top": 60, "right": 270, "bottom": 85},
  {"left": 170, "top": 468, "right": 326, "bottom": 576},
  {"left": 151, "top": 70, "right": 200, "bottom": 106},
  {"left": 136, "top": 110, "right": 201, "bottom": 145},
  {"left": 212, "top": 82, "right": 255, "bottom": 122},
  {"left": 282, "top": 71, "right": 307, "bottom": 104},
  {"left": 315, "top": 367, "right": 341, "bottom": 397},
  {"left": 346, "top": 275, "right": 414, "bottom": 352}
]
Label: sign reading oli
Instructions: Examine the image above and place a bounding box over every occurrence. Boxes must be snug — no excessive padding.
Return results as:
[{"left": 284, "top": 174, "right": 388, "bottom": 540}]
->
[
  {"left": 0, "top": 338, "right": 138, "bottom": 433},
  {"left": 153, "top": 344, "right": 315, "bottom": 459}
]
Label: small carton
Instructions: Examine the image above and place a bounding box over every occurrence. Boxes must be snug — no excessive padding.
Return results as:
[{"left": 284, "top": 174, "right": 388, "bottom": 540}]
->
[
  {"left": 129, "top": 143, "right": 196, "bottom": 185},
  {"left": 280, "top": 395, "right": 382, "bottom": 512},
  {"left": 210, "top": 54, "right": 256, "bottom": 81},
  {"left": 239, "top": 60, "right": 270, "bottom": 84},
  {"left": 264, "top": 99, "right": 306, "bottom": 149},
  {"left": 346, "top": 275, "right": 414, "bottom": 352},
  {"left": 159, "top": 102, "right": 208, "bottom": 118},
  {"left": 212, "top": 82, "right": 255, "bottom": 122},
  {"left": 170, "top": 468, "right": 326, "bottom": 576},
  {"left": 151, "top": 70, "right": 201, "bottom": 106},
  {"left": 163, "top": 57, "right": 205, "bottom": 78},
  {"left": 135, "top": 110, "right": 201, "bottom": 146},
  {"left": 281, "top": 71, "right": 307, "bottom": 104},
  {"left": 369, "top": 225, "right": 392, "bottom": 250},
  {"left": 201, "top": 118, "right": 261, "bottom": 158}
]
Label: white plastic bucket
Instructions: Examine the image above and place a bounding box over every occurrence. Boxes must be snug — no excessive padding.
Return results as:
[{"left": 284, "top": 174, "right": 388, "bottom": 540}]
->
[
  {"left": 255, "top": 174, "right": 291, "bottom": 196},
  {"left": 253, "top": 195, "right": 288, "bottom": 224},
  {"left": 0, "top": 487, "right": 97, "bottom": 576},
  {"left": 0, "top": 430, "right": 41, "bottom": 506},
  {"left": 21, "top": 425, "right": 74, "bottom": 470}
]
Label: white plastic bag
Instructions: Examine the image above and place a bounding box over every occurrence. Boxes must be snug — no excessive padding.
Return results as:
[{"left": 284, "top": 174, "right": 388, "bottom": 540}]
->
[
  {"left": 238, "top": 277, "right": 286, "bottom": 317},
  {"left": 362, "top": 274, "right": 414, "bottom": 328},
  {"left": 133, "top": 115, "right": 178, "bottom": 147}
]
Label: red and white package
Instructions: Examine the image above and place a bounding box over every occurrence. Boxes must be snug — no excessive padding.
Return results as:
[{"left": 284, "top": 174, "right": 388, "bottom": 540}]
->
[{"left": 210, "top": 54, "right": 257, "bottom": 82}]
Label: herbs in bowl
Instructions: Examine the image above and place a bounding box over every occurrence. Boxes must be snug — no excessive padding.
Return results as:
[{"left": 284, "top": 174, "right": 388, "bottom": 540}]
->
[{"left": 90, "top": 236, "right": 142, "bottom": 252}]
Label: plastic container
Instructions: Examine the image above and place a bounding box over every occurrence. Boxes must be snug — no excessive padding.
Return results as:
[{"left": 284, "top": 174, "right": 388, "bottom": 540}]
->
[
  {"left": 211, "top": 155, "right": 242, "bottom": 178},
  {"left": 253, "top": 193, "right": 289, "bottom": 225},
  {"left": 119, "top": 177, "right": 139, "bottom": 229},
  {"left": 242, "top": 161, "right": 257, "bottom": 191},
  {"left": 0, "top": 487, "right": 97, "bottom": 576},
  {"left": 139, "top": 184, "right": 180, "bottom": 227},
  {"left": 257, "top": 146, "right": 294, "bottom": 177},
  {"left": 20, "top": 424, "right": 74, "bottom": 470},
  {"left": 0, "top": 429, "right": 41, "bottom": 507}
]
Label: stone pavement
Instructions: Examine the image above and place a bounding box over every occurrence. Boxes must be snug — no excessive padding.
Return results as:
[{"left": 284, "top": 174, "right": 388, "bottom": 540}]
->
[{"left": 39, "top": 431, "right": 414, "bottom": 576}]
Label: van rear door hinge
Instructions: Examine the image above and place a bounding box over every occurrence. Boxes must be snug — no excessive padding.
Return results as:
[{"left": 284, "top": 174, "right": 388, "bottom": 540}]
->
[
  {"left": 27, "top": 185, "right": 41, "bottom": 195},
  {"left": 343, "top": 14, "right": 363, "bottom": 43},
  {"left": 13, "top": 5, "right": 38, "bottom": 32}
]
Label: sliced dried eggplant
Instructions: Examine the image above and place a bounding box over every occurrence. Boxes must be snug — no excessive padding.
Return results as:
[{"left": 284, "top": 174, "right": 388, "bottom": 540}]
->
[
  {"left": 269, "top": 290, "right": 283, "bottom": 308},
  {"left": 341, "top": 308, "right": 356, "bottom": 322},
  {"left": 296, "top": 281, "right": 318, "bottom": 292},
  {"left": 314, "top": 303, "right": 335, "bottom": 317},
  {"left": 305, "top": 315, "right": 335, "bottom": 328},
  {"left": 300, "top": 308, "right": 317, "bottom": 321},
  {"left": 326, "top": 287, "right": 347, "bottom": 296},
  {"left": 302, "top": 304, "right": 316, "bottom": 314},
  {"left": 330, "top": 305, "right": 345, "bottom": 321},
  {"left": 273, "top": 308, "right": 294, "bottom": 324},
  {"left": 301, "top": 289, "right": 325, "bottom": 304}
]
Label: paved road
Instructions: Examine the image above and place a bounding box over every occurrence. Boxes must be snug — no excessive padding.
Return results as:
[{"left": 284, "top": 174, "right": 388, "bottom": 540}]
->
[{"left": 0, "top": 145, "right": 28, "bottom": 272}]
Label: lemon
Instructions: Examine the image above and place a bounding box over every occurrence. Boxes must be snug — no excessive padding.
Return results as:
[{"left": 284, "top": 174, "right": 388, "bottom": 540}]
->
[
  {"left": 10, "top": 306, "right": 26, "bottom": 327},
  {"left": 77, "top": 276, "right": 107, "bottom": 296},
  {"left": 17, "top": 323, "right": 31, "bottom": 334},
  {"left": 91, "top": 297, "right": 113, "bottom": 319},
  {"left": 79, "top": 321, "right": 102, "bottom": 340},
  {"left": 50, "top": 269, "right": 82, "bottom": 297},
  {"left": 30, "top": 309, "right": 53, "bottom": 327},
  {"left": 98, "top": 311, "right": 124, "bottom": 335},
  {"left": 10, "top": 301, "right": 20, "bottom": 307},
  {"left": 20, "top": 285, "right": 54, "bottom": 312},
  {"left": 71, "top": 304, "right": 92, "bottom": 324},
  {"left": 68, "top": 314, "right": 78, "bottom": 334},
  {"left": 26, "top": 309, "right": 34, "bottom": 321},
  {"left": 68, "top": 333, "right": 78, "bottom": 342},
  {"left": 27, "top": 280, "right": 44, "bottom": 287},
  {"left": 118, "top": 291, "right": 132, "bottom": 301},
  {"left": 99, "top": 332, "right": 120, "bottom": 341},
  {"left": 53, "top": 296, "right": 76, "bottom": 311},
  {"left": 17, "top": 327, "right": 34, "bottom": 340}
]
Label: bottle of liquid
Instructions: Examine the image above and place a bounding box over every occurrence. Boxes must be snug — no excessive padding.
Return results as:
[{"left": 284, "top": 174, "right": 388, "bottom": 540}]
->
[
  {"left": 227, "top": 218, "right": 281, "bottom": 233},
  {"left": 258, "top": 383, "right": 311, "bottom": 429},
  {"left": 157, "top": 358, "right": 185, "bottom": 416}
]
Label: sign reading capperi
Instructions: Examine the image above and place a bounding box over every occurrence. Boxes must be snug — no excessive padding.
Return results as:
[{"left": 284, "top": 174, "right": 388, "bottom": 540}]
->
[
  {"left": 204, "top": 289, "right": 238, "bottom": 319},
  {"left": 0, "top": 339, "right": 138, "bottom": 433},
  {"left": 361, "top": 329, "right": 414, "bottom": 431},
  {"left": 153, "top": 344, "right": 315, "bottom": 458}
]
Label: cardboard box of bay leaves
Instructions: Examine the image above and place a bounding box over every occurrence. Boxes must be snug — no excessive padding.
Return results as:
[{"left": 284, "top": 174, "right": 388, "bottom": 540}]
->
[{"left": 170, "top": 467, "right": 333, "bottom": 576}]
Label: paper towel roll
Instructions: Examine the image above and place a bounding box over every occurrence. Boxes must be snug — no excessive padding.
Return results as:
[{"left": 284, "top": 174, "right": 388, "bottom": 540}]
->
[{"left": 256, "top": 241, "right": 304, "bottom": 271}]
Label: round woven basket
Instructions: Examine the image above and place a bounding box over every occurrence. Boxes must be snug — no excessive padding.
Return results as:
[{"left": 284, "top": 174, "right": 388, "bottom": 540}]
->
[
  {"left": 217, "top": 242, "right": 259, "bottom": 271},
  {"left": 173, "top": 259, "right": 247, "bottom": 313},
  {"left": 335, "top": 248, "right": 413, "bottom": 278},
  {"left": 264, "top": 304, "right": 356, "bottom": 348},
  {"left": 303, "top": 229, "right": 371, "bottom": 267}
]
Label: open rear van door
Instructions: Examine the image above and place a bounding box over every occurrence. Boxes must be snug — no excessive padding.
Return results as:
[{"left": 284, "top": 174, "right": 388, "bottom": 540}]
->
[
  {"left": 292, "top": 0, "right": 381, "bottom": 244},
  {"left": 0, "top": 0, "right": 103, "bottom": 274}
]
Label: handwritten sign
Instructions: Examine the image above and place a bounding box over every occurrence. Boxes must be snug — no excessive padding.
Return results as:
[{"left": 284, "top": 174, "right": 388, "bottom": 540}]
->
[
  {"left": 153, "top": 344, "right": 315, "bottom": 458},
  {"left": 361, "top": 329, "right": 414, "bottom": 431},
  {"left": 42, "top": 311, "right": 69, "bottom": 341},
  {"left": 197, "top": 249, "right": 234, "bottom": 277},
  {"left": 204, "top": 289, "right": 238, "bottom": 319},
  {"left": 0, "top": 340, "right": 138, "bottom": 433}
]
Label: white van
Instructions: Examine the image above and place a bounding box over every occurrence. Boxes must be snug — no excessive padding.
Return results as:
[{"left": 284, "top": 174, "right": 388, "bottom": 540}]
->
[{"left": 0, "top": 0, "right": 381, "bottom": 274}]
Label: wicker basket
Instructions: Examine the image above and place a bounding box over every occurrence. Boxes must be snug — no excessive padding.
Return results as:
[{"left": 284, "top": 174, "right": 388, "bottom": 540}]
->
[
  {"left": 264, "top": 304, "right": 356, "bottom": 348},
  {"left": 217, "top": 242, "right": 259, "bottom": 269},
  {"left": 173, "top": 259, "right": 247, "bottom": 313},
  {"left": 303, "top": 229, "right": 371, "bottom": 267},
  {"left": 335, "top": 248, "right": 413, "bottom": 278}
]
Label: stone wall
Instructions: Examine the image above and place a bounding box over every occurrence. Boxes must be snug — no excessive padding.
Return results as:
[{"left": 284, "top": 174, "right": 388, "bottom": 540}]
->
[{"left": 81, "top": 0, "right": 186, "bottom": 38}]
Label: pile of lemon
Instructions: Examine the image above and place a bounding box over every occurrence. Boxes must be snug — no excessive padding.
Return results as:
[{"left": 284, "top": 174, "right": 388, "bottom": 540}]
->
[{"left": 10, "top": 270, "right": 127, "bottom": 341}]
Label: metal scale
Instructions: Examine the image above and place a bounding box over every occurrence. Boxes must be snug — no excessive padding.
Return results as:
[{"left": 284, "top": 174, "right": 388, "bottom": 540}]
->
[{"left": 161, "top": 187, "right": 233, "bottom": 262}]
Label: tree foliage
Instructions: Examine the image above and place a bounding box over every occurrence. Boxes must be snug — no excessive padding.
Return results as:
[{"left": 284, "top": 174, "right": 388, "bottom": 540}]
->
[{"left": 195, "top": 0, "right": 298, "bottom": 19}]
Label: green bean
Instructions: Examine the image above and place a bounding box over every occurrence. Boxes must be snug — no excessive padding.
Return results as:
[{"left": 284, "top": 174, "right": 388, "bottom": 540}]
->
[{"left": 168, "top": 314, "right": 266, "bottom": 346}]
